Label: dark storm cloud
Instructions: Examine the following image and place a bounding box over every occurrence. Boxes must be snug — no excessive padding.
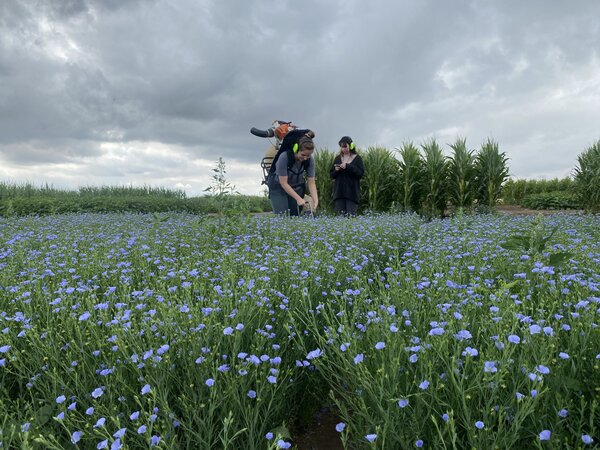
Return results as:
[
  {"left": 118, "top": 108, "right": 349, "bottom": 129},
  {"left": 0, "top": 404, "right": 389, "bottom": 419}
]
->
[{"left": 1, "top": 0, "right": 599, "bottom": 194}]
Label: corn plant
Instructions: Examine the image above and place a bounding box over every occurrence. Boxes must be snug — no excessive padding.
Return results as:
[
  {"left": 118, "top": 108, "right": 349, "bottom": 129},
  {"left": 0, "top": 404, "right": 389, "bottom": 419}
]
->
[
  {"left": 313, "top": 147, "right": 336, "bottom": 212},
  {"left": 420, "top": 138, "right": 448, "bottom": 218},
  {"left": 572, "top": 139, "right": 600, "bottom": 212},
  {"left": 396, "top": 142, "right": 423, "bottom": 213},
  {"left": 474, "top": 138, "right": 509, "bottom": 211},
  {"left": 447, "top": 137, "right": 476, "bottom": 212},
  {"left": 360, "top": 146, "right": 398, "bottom": 211},
  {"left": 502, "top": 178, "right": 528, "bottom": 204}
]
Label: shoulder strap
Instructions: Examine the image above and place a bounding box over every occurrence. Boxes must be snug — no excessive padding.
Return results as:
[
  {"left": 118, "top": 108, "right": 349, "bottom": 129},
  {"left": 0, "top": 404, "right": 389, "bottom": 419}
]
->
[{"left": 268, "top": 129, "right": 311, "bottom": 174}]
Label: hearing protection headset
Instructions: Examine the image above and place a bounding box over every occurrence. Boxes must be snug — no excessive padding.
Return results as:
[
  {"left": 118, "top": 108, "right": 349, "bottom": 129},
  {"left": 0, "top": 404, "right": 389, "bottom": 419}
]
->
[
  {"left": 339, "top": 136, "right": 355, "bottom": 150},
  {"left": 293, "top": 134, "right": 315, "bottom": 153}
]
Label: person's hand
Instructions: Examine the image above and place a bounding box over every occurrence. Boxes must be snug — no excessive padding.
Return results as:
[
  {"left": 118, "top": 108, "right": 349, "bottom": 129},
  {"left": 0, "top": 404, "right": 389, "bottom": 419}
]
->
[
  {"left": 296, "top": 197, "right": 307, "bottom": 207},
  {"left": 312, "top": 200, "right": 319, "bottom": 211},
  {"left": 339, "top": 162, "right": 347, "bottom": 170},
  {"left": 334, "top": 164, "right": 341, "bottom": 171}
]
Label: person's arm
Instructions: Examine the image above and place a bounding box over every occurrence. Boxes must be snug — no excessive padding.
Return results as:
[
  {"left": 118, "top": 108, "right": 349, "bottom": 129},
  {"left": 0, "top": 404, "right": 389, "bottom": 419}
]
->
[
  {"left": 330, "top": 156, "right": 341, "bottom": 178},
  {"left": 278, "top": 176, "right": 306, "bottom": 206},
  {"left": 307, "top": 177, "right": 318, "bottom": 210}
]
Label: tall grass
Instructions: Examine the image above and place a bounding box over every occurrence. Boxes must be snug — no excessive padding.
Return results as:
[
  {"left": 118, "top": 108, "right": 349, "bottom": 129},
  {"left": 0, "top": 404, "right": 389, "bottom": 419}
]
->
[
  {"left": 0, "top": 181, "right": 187, "bottom": 200},
  {"left": 0, "top": 181, "right": 77, "bottom": 199},
  {"left": 572, "top": 139, "right": 600, "bottom": 212},
  {"left": 447, "top": 137, "right": 476, "bottom": 212},
  {"left": 474, "top": 139, "right": 509, "bottom": 211}
]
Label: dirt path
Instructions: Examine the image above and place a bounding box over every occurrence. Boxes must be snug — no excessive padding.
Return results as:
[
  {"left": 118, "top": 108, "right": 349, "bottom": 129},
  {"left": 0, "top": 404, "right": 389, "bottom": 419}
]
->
[{"left": 495, "top": 205, "right": 583, "bottom": 216}]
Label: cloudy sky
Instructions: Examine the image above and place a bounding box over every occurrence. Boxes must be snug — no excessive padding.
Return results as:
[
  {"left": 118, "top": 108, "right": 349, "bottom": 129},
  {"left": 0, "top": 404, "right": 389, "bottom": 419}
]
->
[{"left": 1, "top": 0, "right": 599, "bottom": 196}]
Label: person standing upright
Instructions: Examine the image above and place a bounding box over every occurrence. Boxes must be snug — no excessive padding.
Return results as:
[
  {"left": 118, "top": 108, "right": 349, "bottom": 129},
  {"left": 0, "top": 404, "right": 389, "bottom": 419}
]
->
[{"left": 329, "top": 136, "right": 364, "bottom": 215}]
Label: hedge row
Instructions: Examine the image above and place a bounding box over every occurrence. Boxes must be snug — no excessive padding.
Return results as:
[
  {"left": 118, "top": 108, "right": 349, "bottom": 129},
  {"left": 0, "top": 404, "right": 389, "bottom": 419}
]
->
[{"left": 0, "top": 195, "right": 271, "bottom": 217}]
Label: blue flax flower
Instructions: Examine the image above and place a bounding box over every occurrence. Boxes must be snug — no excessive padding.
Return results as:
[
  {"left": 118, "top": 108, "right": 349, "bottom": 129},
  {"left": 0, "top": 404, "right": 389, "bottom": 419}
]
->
[
  {"left": 365, "top": 434, "right": 377, "bottom": 443},
  {"left": 539, "top": 430, "right": 551, "bottom": 441},
  {"left": 507, "top": 334, "right": 520, "bottom": 344},
  {"left": 71, "top": 431, "right": 83, "bottom": 444},
  {"left": 306, "top": 348, "right": 323, "bottom": 360}
]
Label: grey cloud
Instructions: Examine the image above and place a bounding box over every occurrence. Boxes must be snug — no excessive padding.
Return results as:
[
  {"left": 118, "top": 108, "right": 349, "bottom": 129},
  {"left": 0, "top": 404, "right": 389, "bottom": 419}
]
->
[
  {"left": 1, "top": 0, "right": 600, "bottom": 194},
  {"left": 0, "top": 138, "right": 102, "bottom": 166}
]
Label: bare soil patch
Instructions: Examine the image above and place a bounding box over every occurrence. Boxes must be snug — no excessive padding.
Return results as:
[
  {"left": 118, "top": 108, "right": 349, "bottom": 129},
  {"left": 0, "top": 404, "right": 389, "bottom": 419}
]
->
[{"left": 496, "top": 205, "right": 583, "bottom": 216}]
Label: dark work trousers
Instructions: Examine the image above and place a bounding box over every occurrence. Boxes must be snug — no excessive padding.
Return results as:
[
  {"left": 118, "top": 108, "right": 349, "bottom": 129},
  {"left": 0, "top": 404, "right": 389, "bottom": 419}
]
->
[
  {"left": 270, "top": 188, "right": 303, "bottom": 216},
  {"left": 334, "top": 199, "right": 358, "bottom": 216}
]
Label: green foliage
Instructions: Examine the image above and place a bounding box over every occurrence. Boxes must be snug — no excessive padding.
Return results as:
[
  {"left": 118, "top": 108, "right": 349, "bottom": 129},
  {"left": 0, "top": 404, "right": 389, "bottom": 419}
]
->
[
  {"left": 502, "top": 178, "right": 575, "bottom": 205},
  {"left": 447, "top": 137, "right": 476, "bottom": 211},
  {"left": 313, "top": 148, "right": 336, "bottom": 212},
  {"left": 474, "top": 138, "right": 510, "bottom": 211},
  {"left": 360, "top": 146, "right": 399, "bottom": 212},
  {"left": 204, "top": 157, "right": 238, "bottom": 197},
  {"left": 0, "top": 195, "right": 271, "bottom": 217},
  {"left": 521, "top": 191, "right": 581, "bottom": 210},
  {"left": 0, "top": 181, "right": 186, "bottom": 200},
  {"left": 572, "top": 139, "right": 600, "bottom": 212},
  {"left": 0, "top": 213, "right": 598, "bottom": 448},
  {"left": 396, "top": 142, "right": 423, "bottom": 213},
  {"left": 500, "top": 215, "right": 573, "bottom": 269},
  {"left": 420, "top": 138, "right": 448, "bottom": 218}
]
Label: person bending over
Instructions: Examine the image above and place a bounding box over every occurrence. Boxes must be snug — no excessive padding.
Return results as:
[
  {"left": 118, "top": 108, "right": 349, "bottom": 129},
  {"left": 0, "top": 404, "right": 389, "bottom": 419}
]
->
[{"left": 269, "top": 135, "right": 319, "bottom": 216}]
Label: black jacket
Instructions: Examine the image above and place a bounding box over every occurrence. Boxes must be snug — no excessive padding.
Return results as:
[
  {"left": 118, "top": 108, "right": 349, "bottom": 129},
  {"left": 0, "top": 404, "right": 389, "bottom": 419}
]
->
[{"left": 329, "top": 154, "right": 365, "bottom": 203}]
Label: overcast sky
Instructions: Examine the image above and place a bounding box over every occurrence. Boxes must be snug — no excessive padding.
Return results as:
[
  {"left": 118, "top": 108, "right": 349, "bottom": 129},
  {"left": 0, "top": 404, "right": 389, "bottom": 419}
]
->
[{"left": 1, "top": 0, "right": 599, "bottom": 196}]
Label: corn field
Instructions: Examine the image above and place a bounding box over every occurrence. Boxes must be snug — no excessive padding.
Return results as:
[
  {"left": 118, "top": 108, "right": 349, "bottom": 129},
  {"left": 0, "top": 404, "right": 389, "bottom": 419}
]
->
[
  {"left": 315, "top": 137, "right": 511, "bottom": 215},
  {"left": 573, "top": 139, "right": 600, "bottom": 212}
]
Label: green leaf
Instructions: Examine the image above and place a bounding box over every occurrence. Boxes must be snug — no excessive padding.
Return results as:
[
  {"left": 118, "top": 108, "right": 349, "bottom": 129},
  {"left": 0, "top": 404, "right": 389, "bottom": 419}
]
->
[
  {"left": 548, "top": 252, "right": 574, "bottom": 268},
  {"left": 35, "top": 403, "right": 53, "bottom": 426},
  {"left": 271, "top": 424, "right": 292, "bottom": 439}
]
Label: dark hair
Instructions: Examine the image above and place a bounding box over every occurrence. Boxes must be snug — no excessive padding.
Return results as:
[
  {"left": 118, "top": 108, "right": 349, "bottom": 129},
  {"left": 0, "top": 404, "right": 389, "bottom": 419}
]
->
[
  {"left": 298, "top": 136, "right": 315, "bottom": 152},
  {"left": 338, "top": 136, "right": 357, "bottom": 154}
]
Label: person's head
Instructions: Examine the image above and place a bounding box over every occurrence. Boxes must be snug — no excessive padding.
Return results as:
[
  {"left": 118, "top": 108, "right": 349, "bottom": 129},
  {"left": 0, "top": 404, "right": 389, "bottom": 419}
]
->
[
  {"left": 295, "top": 136, "right": 315, "bottom": 162},
  {"left": 338, "top": 136, "right": 356, "bottom": 155}
]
